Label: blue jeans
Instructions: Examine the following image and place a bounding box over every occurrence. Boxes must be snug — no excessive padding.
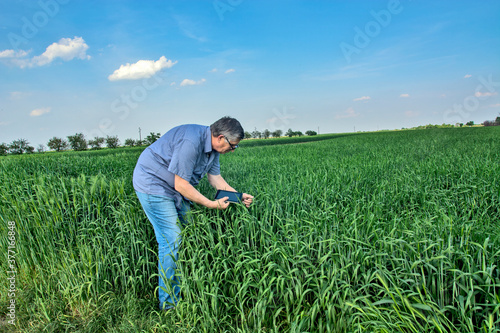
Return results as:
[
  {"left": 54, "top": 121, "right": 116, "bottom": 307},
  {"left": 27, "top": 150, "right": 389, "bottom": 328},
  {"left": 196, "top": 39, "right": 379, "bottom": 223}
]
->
[{"left": 135, "top": 191, "right": 190, "bottom": 310}]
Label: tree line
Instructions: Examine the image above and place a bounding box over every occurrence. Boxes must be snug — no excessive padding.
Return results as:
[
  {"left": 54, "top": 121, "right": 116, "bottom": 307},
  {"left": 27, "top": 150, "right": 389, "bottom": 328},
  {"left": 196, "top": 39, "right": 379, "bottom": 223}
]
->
[
  {"left": 482, "top": 116, "right": 500, "bottom": 127},
  {"left": 0, "top": 128, "right": 317, "bottom": 156},
  {"left": 4, "top": 116, "right": 497, "bottom": 156},
  {"left": 245, "top": 128, "right": 317, "bottom": 139},
  {"left": 0, "top": 132, "right": 162, "bottom": 156}
]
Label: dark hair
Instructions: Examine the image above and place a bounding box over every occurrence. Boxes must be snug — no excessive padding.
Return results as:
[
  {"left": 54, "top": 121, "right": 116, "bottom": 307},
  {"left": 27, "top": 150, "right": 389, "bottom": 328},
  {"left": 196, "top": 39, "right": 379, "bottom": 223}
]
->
[{"left": 210, "top": 116, "right": 244, "bottom": 141}]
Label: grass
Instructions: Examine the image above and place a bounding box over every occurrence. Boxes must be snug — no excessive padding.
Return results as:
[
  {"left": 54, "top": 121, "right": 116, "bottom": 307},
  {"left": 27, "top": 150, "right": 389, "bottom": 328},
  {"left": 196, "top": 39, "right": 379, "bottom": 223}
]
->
[{"left": 1, "top": 127, "right": 499, "bottom": 332}]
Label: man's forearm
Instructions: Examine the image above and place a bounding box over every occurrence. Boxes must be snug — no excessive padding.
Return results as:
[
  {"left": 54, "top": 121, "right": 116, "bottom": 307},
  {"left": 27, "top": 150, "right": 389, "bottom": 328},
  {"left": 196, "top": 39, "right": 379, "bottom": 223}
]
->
[
  {"left": 207, "top": 174, "right": 236, "bottom": 192},
  {"left": 174, "top": 175, "right": 214, "bottom": 208}
]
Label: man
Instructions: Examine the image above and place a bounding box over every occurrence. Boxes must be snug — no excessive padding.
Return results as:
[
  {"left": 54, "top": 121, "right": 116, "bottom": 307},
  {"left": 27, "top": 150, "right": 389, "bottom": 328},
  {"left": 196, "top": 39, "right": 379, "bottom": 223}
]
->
[{"left": 133, "top": 116, "right": 253, "bottom": 310}]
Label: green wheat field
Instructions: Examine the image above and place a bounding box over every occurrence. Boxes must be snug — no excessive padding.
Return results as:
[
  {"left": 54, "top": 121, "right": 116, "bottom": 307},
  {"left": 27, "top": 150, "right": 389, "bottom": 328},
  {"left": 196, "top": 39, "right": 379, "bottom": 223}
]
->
[{"left": 1, "top": 127, "right": 499, "bottom": 332}]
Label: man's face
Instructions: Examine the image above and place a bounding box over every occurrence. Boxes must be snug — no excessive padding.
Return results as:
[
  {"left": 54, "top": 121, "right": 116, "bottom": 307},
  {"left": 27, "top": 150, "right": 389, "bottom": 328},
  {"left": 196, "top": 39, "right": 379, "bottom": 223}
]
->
[{"left": 214, "top": 135, "right": 239, "bottom": 154}]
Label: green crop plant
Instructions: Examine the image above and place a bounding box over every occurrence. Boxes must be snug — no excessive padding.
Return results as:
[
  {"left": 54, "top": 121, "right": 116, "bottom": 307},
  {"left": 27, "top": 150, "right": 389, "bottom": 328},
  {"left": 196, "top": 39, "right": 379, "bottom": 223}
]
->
[{"left": 1, "top": 127, "right": 499, "bottom": 332}]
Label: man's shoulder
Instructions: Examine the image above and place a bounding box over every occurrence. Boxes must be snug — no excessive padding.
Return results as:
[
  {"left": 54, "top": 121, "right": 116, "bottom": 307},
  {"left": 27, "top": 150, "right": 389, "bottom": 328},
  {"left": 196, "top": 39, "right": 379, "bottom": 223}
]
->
[
  {"left": 182, "top": 124, "right": 208, "bottom": 133},
  {"left": 166, "top": 123, "right": 204, "bottom": 134},
  {"left": 174, "top": 124, "right": 209, "bottom": 141}
]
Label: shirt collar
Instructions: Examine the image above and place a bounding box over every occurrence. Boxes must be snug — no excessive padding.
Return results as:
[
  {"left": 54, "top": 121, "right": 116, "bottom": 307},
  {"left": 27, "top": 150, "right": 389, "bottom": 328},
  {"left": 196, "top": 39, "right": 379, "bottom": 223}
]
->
[{"left": 204, "top": 126, "right": 213, "bottom": 154}]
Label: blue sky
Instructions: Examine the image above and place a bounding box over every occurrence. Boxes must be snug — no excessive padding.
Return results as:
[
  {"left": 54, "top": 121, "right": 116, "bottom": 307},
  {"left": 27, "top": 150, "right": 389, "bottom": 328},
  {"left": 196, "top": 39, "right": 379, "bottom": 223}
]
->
[{"left": 1, "top": 0, "right": 499, "bottom": 148}]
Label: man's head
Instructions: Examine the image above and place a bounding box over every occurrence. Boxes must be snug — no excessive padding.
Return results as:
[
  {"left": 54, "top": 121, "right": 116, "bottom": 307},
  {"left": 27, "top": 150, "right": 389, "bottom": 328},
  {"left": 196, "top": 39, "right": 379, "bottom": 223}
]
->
[{"left": 210, "top": 116, "right": 244, "bottom": 154}]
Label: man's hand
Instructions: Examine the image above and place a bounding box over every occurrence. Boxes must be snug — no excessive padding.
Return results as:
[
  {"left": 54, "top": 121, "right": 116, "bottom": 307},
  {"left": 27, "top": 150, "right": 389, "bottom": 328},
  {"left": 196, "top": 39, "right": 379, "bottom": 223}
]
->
[
  {"left": 241, "top": 193, "right": 254, "bottom": 208},
  {"left": 212, "top": 197, "right": 230, "bottom": 210},
  {"left": 207, "top": 174, "right": 253, "bottom": 208}
]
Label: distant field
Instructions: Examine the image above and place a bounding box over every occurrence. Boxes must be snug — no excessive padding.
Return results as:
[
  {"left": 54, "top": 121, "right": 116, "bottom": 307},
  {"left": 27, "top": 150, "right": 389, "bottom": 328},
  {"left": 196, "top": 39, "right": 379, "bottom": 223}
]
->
[{"left": 1, "top": 127, "right": 499, "bottom": 332}]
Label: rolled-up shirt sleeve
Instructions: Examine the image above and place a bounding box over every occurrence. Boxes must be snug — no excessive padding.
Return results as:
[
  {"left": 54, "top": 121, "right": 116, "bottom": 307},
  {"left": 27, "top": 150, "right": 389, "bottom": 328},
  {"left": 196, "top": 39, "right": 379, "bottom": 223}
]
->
[{"left": 168, "top": 139, "right": 198, "bottom": 182}]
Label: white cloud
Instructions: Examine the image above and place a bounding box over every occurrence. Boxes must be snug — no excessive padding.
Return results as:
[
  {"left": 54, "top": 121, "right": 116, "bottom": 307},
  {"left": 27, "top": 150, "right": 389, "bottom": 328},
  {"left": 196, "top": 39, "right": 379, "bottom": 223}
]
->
[
  {"left": 0, "top": 37, "right": 89, "bottom": 68},
  {"left": 400, "top": 93, "right": 410, "bottom": 98},
  {"left": 353, "top": 96, "right": 370, "bottom": 102},
  {"left": 225, "top": 68, "right": 235, "bottom": 74},
  {"left": 109, "top": 56, "right": 176, "bottom": 81},
  {"left": 464, "top": 74, "right": 472, "bottom": 79},
  {"left": 490, "top": 103, "right": 500, "bottom": 107},
  {"left": 180, "top": 79, "right": 195, "bottom": 86},
  {"left": 30, "top": 107, "right": 51, "bottom": 117},
  {"left": 180, "top": 78, "right": 206, "bottom": 86},
  {"left": 336, "top": 107, "right": 358, "bottom": 119},
  {"left": 475, "top": 91, "right": 498, "bottom": 97},
  {"left": 31, "top": 37, "right": 90, "bottom": 67},
  {"left": 209, "top": 68, "right": 217, "bottom": 73},
  {"left": 0, "top": 49, "right": 29, "bottom": 58}
]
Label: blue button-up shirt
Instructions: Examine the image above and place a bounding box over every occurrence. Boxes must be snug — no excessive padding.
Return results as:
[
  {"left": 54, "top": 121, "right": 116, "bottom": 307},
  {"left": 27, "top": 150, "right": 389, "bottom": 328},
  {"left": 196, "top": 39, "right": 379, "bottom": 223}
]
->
[{"left": 133, "top": 124, "right": 220, "bottom": 209}]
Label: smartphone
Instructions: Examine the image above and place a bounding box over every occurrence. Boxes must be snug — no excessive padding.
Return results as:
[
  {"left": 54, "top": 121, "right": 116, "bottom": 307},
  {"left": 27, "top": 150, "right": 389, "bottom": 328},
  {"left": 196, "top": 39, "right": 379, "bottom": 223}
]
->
[{"left": 214, "top": 190, "right": 243, "bottom": 203}]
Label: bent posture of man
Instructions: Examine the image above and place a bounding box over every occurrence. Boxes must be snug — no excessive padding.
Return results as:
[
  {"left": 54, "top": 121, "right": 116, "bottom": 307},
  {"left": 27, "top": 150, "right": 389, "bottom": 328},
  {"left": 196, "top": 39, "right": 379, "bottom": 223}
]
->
[{"left": 133, "top": 116, "right": 253, "bottom": 310}]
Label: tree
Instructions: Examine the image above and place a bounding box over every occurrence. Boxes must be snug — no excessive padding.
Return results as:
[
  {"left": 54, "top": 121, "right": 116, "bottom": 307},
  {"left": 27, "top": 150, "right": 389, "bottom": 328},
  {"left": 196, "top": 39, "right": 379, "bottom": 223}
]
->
[
  {"left": 305, "top": 130, "right": 317, "bottom": 136},
  {"left": 466, "top": 121, "right": 474, "bottom": 126},
  {"left": 496, "top": 116, "right": 500, "bottom": 125},
  {"left": 124, "top": 138, "right": 136, "bottom": 147},
  {"left": 262, "top": 129, "right": 271, "bottom": 139},
  {"left": 285, "top": 128, "right": 295, "bottom": 137},
  {"left": 0, "top": 143, "right": 8, "bottom": 156},
  {"left": 37, "top": 144, "right": 46, "bottom": 153},
  {"left": 67, "top": 133, "right": 87, "bottom": 151},
  {"left": 106, "top": 136, "right": 120, "bottom": 149},
  {"left": 9, "top": 139, "right": 34, "bottom": 154},
  {"left": 251, "top": 130, "right": 261, "bottom": 139},
  {"left": 88, "top": 137, "right": 105, "bottom": 150},
  {"left": 47, "top": 137, "right": 69, "bottom": 152},
  {"left": 271, "top": 129, "right": 282, "bottom": 138},
  {"left": 244, "top": 131, "right": 252, "bottom": 139},
  {"left": 294, "top": 131, "right": 303, "bottom": 137},
  {"left": 145, "top": 132, "right": 161, "bottom": 145}
]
